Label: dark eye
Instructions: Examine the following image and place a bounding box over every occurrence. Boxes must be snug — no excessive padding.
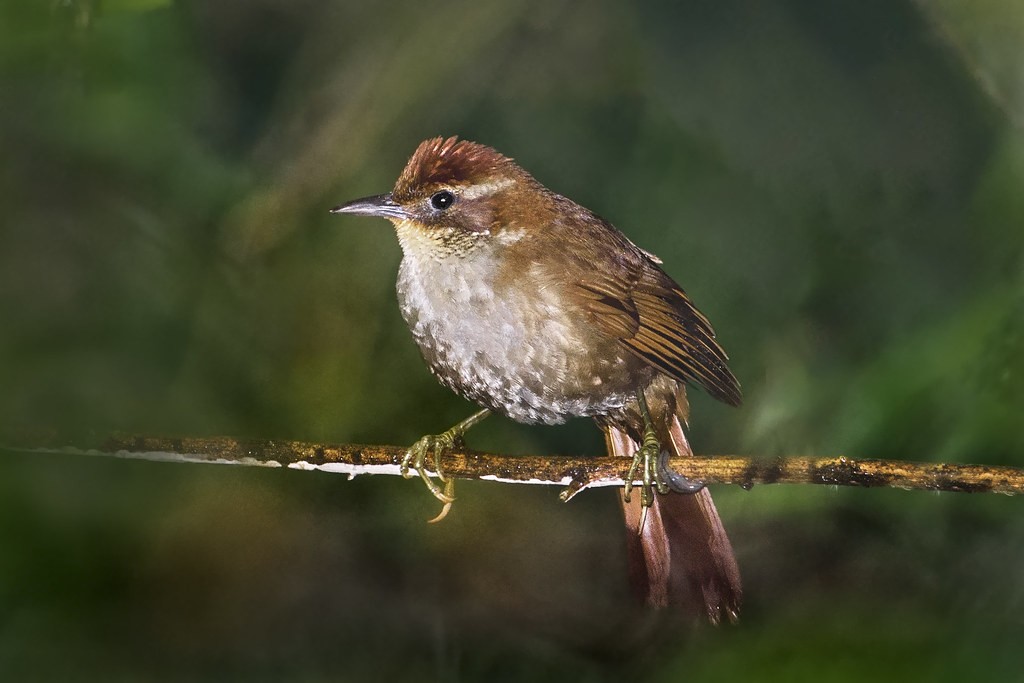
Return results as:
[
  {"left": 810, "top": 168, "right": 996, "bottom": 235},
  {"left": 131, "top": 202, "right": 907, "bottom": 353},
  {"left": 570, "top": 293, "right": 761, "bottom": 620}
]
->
[{"left": 430, "top": 190, "right": 455, "bottom": 210}]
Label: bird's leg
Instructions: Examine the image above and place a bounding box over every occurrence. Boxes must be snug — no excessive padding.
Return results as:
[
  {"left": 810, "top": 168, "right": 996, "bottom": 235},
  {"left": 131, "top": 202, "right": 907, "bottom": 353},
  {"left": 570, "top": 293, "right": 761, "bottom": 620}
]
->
[
  {"left": 623, "top": 390, "right": 671, "bottom": 507},
  {"left": 403, "top": 409, "right": 490, "bottom": 518}
]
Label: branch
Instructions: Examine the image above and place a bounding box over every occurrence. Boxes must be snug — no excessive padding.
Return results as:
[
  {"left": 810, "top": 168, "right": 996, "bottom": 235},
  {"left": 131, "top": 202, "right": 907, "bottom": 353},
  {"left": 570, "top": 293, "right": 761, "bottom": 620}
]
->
[{"left": 6, "top": 435, "right": 1022, "bottom": 499}]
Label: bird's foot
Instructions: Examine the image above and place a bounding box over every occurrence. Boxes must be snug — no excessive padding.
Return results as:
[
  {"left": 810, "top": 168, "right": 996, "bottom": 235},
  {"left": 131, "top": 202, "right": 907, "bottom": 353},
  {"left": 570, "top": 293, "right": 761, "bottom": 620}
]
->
[
  {"left": 402, "top": 409, "right": 490, "bottom": 523},
  {"left": 624, "top": 390, "right": 672, "bottom": 508},
  {"left": 402, "top": 432, "right": 458, "bottom": 510},
  {"left": 623, "top": 422, "right": 671, "bottom": 508}
]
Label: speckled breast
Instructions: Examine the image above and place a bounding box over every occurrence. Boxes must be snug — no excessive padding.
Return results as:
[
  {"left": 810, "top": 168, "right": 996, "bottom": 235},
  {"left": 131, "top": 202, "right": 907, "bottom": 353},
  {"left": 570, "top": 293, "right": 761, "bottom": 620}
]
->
[{"left": 395, "top": 250, "right": 649, "bottom": 425}]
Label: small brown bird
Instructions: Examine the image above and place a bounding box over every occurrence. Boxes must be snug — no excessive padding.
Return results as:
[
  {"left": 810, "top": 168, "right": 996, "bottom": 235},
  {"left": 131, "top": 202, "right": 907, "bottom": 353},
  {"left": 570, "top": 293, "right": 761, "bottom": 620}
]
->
[{"left": 332, "top": 136, "right": 742, "bottom": 623}]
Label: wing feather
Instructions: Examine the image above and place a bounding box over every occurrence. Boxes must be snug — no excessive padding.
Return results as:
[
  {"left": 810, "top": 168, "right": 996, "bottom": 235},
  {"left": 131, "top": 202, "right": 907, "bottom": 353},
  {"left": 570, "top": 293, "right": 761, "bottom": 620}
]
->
[{"left": 581, "top": 259, "right": 741, "bottom": 407}]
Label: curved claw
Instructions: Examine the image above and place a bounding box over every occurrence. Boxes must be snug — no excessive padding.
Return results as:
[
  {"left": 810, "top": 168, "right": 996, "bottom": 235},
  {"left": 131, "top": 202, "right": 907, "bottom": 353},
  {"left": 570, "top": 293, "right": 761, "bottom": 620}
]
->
[
  {"left": 426, "top": 479, "right": 455, "bottom": 523},
  {"left": 623, "top": 448, "right": 642, "bottom": 504},
  {"left": 402, "top": 433, "right": 457, "bottom": 505}
]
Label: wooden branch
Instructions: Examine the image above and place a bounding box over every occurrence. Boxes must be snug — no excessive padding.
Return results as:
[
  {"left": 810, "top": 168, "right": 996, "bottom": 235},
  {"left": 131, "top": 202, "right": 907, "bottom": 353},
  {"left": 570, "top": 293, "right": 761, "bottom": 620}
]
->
[{"left": 7, "top": 435, "right": 1020, "bottom": 499}]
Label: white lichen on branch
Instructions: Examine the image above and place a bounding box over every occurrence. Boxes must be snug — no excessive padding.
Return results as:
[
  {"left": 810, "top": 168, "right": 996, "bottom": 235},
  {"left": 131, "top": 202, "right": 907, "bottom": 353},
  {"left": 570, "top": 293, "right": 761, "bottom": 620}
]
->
[{"left": 6, "top": 434, "right": 1020, "bottom": 499}]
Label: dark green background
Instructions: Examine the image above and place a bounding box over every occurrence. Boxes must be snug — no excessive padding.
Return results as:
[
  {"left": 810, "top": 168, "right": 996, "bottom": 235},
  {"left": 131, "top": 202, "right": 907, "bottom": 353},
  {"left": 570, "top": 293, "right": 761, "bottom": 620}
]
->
[{"left": 1, "top": 0, "right": 1022, "bottom": 680}]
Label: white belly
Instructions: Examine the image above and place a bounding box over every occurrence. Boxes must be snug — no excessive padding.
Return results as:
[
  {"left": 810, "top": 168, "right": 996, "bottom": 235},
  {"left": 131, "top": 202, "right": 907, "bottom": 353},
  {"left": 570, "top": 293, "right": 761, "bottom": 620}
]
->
[{"left": 395, "top": 248, "right": 633, "bottom": 424}]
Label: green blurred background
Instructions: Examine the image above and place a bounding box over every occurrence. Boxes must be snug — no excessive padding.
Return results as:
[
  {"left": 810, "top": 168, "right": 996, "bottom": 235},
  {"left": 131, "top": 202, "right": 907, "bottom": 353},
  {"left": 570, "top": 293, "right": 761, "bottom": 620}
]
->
[{"left": 1, "top": 0, "right": 1022, "bottom": 680}]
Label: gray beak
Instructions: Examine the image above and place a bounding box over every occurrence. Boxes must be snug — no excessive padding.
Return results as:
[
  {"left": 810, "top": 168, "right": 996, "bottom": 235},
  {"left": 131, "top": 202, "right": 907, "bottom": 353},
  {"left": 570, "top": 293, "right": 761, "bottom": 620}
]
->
[{"left": 330, "top": 193, "right": 408, "bottom": 220}]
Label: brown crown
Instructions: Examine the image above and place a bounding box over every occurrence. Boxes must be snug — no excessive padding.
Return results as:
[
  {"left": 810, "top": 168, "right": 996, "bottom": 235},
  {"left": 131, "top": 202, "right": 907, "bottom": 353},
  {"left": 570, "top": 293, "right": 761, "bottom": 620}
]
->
[{"left": 393, "top": 136, "right": 522, "bottom": 200}]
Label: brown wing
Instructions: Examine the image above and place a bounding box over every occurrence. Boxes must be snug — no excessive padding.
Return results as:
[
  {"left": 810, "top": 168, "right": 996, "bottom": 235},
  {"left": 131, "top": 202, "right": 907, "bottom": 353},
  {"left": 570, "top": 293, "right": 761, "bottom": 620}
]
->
[{"left": 578, "top": 250, "right": 742, "bottom": 407}]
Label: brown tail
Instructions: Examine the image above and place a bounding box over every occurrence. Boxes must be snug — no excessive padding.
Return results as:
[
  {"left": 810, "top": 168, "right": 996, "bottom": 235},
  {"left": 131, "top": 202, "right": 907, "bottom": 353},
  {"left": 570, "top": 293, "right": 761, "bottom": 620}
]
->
[{"left": 607, "top": 400, "right": 742, "bottom": 623}]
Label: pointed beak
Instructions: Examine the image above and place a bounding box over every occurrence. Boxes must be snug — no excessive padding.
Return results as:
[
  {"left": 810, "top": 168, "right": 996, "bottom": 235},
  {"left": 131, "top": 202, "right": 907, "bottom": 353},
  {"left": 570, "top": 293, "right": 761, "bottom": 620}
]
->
[{"left": 330, "top": 193, "right": 408, "bottom": 220}]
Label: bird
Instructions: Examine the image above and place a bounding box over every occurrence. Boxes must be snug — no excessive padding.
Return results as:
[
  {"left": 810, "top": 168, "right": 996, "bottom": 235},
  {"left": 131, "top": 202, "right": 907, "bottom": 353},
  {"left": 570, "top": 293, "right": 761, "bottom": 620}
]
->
[{"left": 331, "top": 136, "right": 742, "bottom": 623}]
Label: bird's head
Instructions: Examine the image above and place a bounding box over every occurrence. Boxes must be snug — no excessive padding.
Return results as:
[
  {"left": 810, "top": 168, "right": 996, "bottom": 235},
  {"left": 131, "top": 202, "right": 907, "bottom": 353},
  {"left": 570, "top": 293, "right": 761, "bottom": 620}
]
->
[{"left": 332, "top": 136, "right": 545, "bottom": 258}]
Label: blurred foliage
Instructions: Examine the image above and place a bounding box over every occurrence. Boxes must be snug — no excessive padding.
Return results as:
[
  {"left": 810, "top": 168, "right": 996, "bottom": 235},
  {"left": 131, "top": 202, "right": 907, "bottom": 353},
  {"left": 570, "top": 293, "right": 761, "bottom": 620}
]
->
[{"left": 1, "top": 0, "right": 1022, "bottom": 680}]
